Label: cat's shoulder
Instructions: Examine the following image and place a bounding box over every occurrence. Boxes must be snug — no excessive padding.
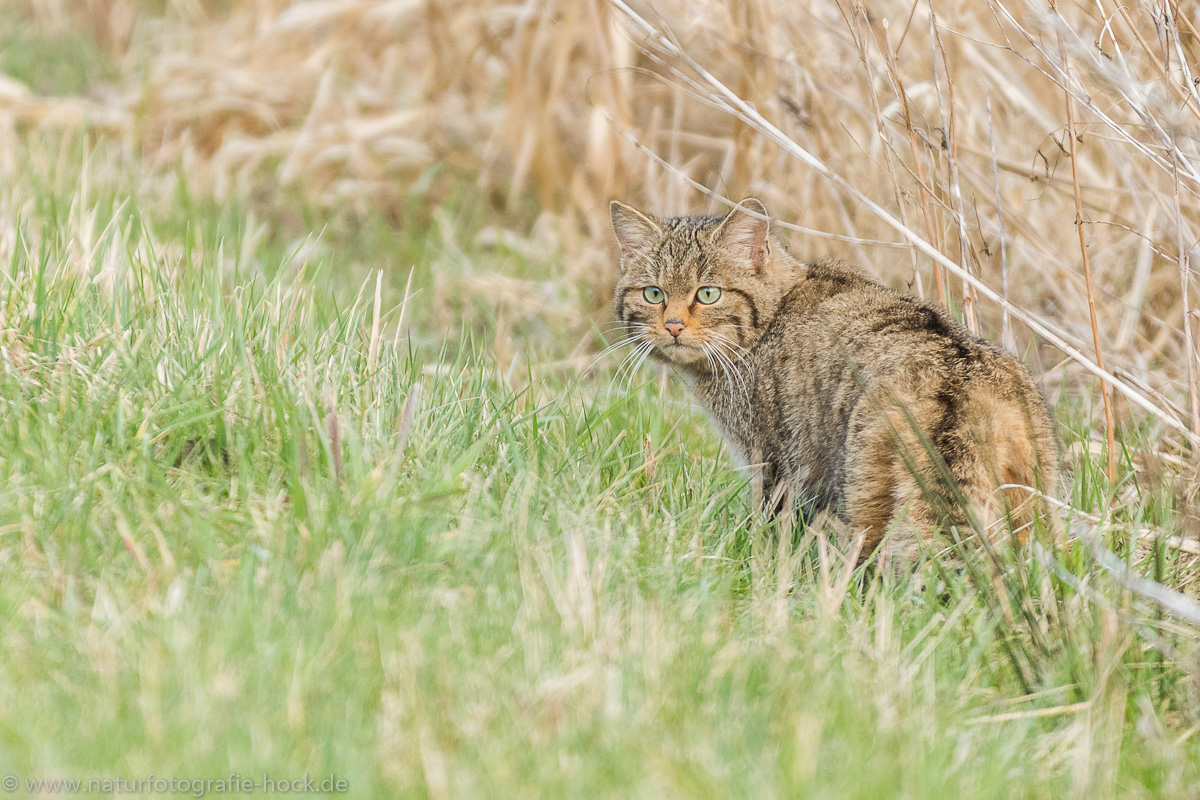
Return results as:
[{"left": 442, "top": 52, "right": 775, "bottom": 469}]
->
[
  {"left": 777, "top": 258, "right": 887, "bottom": 310},
  {"left": 777, "top": 258, "right": 994, "bottom": 348}
]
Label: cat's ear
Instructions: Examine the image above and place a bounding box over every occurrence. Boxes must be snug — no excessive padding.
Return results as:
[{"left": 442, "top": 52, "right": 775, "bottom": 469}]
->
[
  {"left": 712, "top": 198, "right": 770, "bottom": 270},
  {"left": 610, "top": 201, "right": 661, "bottom": 270}
]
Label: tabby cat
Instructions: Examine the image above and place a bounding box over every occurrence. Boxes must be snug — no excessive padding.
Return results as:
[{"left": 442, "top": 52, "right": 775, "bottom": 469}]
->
[{"left": 610, "top": 197, "right": 1059, "bottom": 563}]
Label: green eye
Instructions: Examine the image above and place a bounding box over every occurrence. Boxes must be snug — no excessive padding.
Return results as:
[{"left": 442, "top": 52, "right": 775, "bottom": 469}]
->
[
  {"left": 696, "top": 286, "right": 722, "bottom": 304},
  {"left": 643, "top": 286, "right": 664, "bottom": 304}
]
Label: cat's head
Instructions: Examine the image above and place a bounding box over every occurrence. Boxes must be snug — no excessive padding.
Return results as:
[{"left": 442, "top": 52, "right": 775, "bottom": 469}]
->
[{"left": 610, "top": 198, "right": 793, "bottom": 369}]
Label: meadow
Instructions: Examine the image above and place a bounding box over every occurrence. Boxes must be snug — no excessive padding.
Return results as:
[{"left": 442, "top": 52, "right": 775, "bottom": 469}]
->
[{"left": 0, "top": 1, "right": 1199, "bottom": 797}]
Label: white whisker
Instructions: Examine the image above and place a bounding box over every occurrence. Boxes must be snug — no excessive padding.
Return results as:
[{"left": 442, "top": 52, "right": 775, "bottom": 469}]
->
[
  {"left": 705, "top": 334, "right": 752, "bottom": 405},
  {"left": 621, "top": 341, "right": 656, "bottom": 396},
  {"left": 714, "top": 345, "right": 750, "bottom": 406},
  {"left": 590, "top": 335, "right": 640, "bottom": 364},
  {"left": 588, "top": 323, "right": 654, "bottom": 374},
  {"left": 613, "top": 339, "right": 655, "bottom": 395}
]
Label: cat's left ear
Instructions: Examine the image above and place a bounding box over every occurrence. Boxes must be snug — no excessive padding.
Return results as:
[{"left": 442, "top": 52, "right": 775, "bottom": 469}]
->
[{"left": 712, "top": 198, "right": 770, "bottom": 271}]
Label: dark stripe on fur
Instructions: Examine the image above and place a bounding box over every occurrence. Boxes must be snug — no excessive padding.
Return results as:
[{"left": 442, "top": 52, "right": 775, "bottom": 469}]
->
[{"left": 723, "top": 288, "right": 760, "bottom": 330}]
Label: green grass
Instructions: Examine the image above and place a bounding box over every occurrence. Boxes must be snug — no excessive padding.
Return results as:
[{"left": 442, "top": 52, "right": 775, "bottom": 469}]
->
[{"left": 0, "top": 144, "right": 1198, "bottom": 799}]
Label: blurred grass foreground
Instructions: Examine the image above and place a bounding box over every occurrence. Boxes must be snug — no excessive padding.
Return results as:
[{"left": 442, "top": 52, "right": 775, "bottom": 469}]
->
[{"left": 2, "top": 0, "right": 1200, "bottom": 797}]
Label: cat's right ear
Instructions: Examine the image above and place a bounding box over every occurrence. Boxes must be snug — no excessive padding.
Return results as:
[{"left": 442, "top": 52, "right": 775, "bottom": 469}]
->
[{"left": 610, "top": 201, "right": 661, "bottom": 270}]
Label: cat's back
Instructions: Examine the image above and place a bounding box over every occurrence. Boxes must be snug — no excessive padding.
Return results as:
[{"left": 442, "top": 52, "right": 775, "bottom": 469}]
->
[
  {"left": 761, "top": 257, "right": 1058, "bottom": 494},
  {"left": 768, "top": 259, "right": 1003, "bottom": 381}
]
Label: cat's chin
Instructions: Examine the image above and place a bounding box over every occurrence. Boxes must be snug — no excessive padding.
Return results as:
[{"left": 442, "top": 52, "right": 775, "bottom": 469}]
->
[{"left": 652, "top": 342, "right": 706, "bottom": 366}]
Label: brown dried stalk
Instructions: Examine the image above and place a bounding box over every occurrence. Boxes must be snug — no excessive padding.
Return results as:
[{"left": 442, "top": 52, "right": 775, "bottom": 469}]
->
[
  {"left": 1160, "top": 3, "right": 1200, "bottom": 437},
  {"left": 882, "top": 18, "right": 947, "bottom": 306},
  {"left": 847, "top": 5, "right": 925, "bottom": 298},
  {"left": 1054, "top": 4, "right": 1117, "bottom": 481},
  {"left": 985, "top": 96, "right": 1013, "bottom": 351},
  {"left": 930, "top": 8, "right": 980, "bottom": 334}
]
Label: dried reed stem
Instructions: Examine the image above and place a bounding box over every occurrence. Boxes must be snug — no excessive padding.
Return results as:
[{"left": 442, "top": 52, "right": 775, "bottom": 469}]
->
[
  {"left": 929, "top": 7, "right": 980, "bottom": 333},
  {"left": 1170, "top": 147, "right": 1199, "bottom": 437},
  {"left": 1054, "top": 6, "right": 1117, "bottom": 481},
  {"left": 985, "top": 95, "right": 1013, "bottom": 351},
  {"left": 851, "top": 6, "right": 923, "bottom": 298},
  {"left": 1160, "top": 3, "right": 1200, "bottom": 437},
  {"left": 883, "top": 23, "right": 946, "bottom": 306}
]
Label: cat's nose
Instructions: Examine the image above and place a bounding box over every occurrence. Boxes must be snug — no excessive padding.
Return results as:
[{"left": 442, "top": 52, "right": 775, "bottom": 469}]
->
[{"left": 665, "top": 319, "right": 685, "bottom": 337}]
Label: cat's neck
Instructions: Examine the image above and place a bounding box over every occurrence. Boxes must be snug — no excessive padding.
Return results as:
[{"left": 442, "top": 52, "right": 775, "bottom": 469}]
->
[{"left": 688, "top": 355, "right": 755, "bottom": 421}]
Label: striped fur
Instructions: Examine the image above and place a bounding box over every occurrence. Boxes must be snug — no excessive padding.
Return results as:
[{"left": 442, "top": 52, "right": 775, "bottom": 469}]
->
[{"left": 610, "top": 198, "right": 1060, "bottom": 565}]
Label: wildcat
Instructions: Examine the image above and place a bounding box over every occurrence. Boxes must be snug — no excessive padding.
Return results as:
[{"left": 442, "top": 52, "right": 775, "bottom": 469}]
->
[{"left": 609, "top": 197, "right": 1059, "bottom": 564}]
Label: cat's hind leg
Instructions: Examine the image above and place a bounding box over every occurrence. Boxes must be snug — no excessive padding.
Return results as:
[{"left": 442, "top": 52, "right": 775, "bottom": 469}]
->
[
  {"left": 843, "top": 409, "right": 914, "bottom": 565},
  {"left": 844, "top": 400, "right": 953, "bottom": 568}
]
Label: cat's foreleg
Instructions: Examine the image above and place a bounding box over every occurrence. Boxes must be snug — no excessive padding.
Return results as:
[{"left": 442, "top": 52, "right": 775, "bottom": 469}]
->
[
  {"left": 750, "top": 447, "right": 768, "bottom": 514},
  {"left": 768, "top": 479, "right": 796, "bottom": 535},
  {"left": 750, "top": 449, "right": 777, "bottom": 518},
  {"left": 751, "top": 453, "right": 797, "bottom": 533}
]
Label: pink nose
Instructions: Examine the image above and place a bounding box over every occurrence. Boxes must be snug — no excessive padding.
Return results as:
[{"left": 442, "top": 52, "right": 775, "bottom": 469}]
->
[{"left": 665, "top": 320, "right": 685, "bottom": 337}]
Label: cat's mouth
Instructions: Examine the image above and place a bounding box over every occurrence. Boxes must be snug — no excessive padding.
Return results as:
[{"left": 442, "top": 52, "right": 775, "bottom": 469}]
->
[{"left": 655, "top": 338, "right": 704, "bottom": 364}]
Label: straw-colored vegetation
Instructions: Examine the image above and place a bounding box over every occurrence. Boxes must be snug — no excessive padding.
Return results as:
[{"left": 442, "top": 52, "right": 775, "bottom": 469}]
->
[{"left": 1, "top": 0, "right": 1199, "bottom": 796}]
